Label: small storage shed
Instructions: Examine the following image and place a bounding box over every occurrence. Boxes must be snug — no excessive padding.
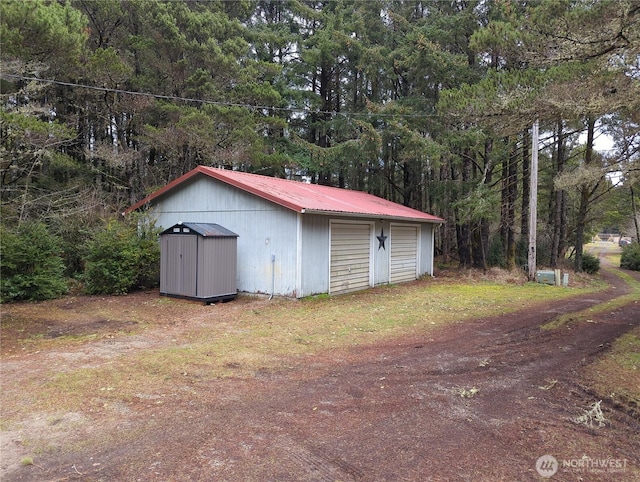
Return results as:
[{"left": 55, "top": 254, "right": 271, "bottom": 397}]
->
[{"left": 160, "top": 222, "right": 238, "bottom": 303}]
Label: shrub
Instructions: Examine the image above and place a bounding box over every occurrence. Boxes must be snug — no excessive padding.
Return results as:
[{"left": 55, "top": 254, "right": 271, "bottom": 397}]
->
[
  {"left": 83, "top": 216, "right": 160, "bottom": 295},
  {"left": 581, "top": 253, "right": 601, "bottom": 274},
  {"left": 49, "top": 215, "right": 97, "bottom": 278},
  {"left": 0, "top": 222, "right": 68, "bottom": 302},
  {"left": 135, "top": 221, "right": 162, "bottom": 289},
  {"left": 620, "top": 243, "right": 640, "bottom": 271}
]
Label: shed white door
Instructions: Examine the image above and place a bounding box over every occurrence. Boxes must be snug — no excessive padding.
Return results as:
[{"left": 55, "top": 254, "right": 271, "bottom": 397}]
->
[
  {"left": 329, "top": 222, "right": 373, "bottom": 295},
  {"left": 390, "top": 224, "right": 419, "bottom": 283}
]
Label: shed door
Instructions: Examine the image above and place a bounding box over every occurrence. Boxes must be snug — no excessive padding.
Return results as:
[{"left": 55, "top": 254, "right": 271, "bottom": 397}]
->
[
  {"left": 161, "top": 235, "right": 198, "bottom": 297},
  {"left": 330, "top": 222, "right": 372, "bottom": 295},
  {"left": 390, "top": 224, "right": 419, "bottom": 283}
]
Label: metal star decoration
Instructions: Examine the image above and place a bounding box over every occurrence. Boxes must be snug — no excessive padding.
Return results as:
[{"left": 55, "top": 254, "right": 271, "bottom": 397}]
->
[{"left": 377, "top": 228, "right": 387, "bottom": 250}]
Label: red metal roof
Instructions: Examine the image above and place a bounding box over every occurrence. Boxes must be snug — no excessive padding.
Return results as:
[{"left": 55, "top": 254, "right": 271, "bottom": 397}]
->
[{"left": 127, "top": 166, "right": 444, "bottom": 223}]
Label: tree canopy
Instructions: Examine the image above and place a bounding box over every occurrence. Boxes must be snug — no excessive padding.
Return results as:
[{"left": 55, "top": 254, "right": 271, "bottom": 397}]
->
[{"left": 2, "top": 0, "right": 638, "bottom": 274}]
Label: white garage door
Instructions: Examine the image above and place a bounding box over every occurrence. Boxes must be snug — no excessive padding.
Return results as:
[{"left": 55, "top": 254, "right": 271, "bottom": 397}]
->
[
  {"left": 330, "top": 222, "right": 372, "bottom": 295},
  {"left": 390, "top": 224, "right": 418, "bottom": 283}
]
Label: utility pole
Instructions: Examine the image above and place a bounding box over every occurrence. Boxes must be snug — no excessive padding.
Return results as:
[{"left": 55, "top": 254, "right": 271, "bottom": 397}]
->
[{"left": 528, "top": 120, "right": 539, "bottom": 281}]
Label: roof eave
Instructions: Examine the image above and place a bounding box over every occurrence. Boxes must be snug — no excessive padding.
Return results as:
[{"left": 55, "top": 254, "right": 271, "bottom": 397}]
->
[{"left": 301, "top": 208, "right": 445, "bottom": 223}]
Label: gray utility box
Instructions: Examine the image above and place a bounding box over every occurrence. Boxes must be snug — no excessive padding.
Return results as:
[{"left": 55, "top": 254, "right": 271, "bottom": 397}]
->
[
  {"left": 536, "top": 270, "right": 556, "bottom": 285},
  {"left": 160, "top": 222, "right": 238, "bottom": 304}
]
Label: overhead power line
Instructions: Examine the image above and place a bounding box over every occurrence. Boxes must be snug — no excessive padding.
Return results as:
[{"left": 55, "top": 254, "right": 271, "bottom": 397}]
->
[{"left": 2, "top": 74, "right": 440, "bottom": 119}]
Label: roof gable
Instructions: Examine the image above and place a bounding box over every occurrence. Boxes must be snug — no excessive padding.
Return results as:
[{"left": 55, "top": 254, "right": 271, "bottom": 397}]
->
[{"left": 127, "top": 166, "right": 444, "bottom": 223}]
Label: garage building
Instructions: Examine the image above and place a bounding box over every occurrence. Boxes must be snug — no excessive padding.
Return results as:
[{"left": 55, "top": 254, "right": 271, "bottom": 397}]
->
[{"left": 127, "top": 166, "right": 444, "bottom": 298}]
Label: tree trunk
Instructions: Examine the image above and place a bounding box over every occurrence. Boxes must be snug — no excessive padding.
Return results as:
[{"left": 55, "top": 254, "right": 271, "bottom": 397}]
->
[
  {"left": 574, "top": 117, "right": 596, "bottom": 272},
  {"left": 440, "top": 159, "right": 455, "bottom": 263},
  {"left": 507, "top": 142, "right": 518, "bottom": 269},
  {"left": 402, "top": 161, "right": 419, "bottom": 208},
  {"left": 457, "top": 222, "right": 472, "bottom": 268},
  {"left": 317, "top": 64, "right": 333, "bottom": 186},
  {"left": 455, "top": 150, "right": 473, "bottom": 267},
  {"left": 500, "top": 138, "right": 517, "bottom": 269},
  {"left": 551, "top": 120, "right": 568, "bottom": 268},
  {"left": 472, "top": 140, "right": 493, "bottom": 270},
  {"left": 472, "top": 220, "right": 489, "bottom": 270},
  {"left": 500, "top": 144, "right": 509, "bottom": 261}
]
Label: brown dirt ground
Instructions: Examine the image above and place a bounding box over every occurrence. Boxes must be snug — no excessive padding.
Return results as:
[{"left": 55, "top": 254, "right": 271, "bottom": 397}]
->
[{"left": 1, "top": 250, "right": 639, "bottom": 481}]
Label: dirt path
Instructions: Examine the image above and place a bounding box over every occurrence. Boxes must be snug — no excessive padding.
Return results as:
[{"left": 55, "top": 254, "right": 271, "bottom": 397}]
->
[{"left": 3, "top": 256, "right": 639, "bottom": 481}]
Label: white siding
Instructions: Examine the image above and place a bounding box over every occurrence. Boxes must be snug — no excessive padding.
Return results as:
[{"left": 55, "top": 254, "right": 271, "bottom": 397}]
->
[
  {"left": 329, "top": 221, "right": 373, "bottom": 295},
  {"left": 419, "top": 223, "right": 436, "bottom": 277},
  {"left": 300, "top": 214, "right": 329, "bottom": 297},
  {"left": 152, "top": 176, "right": 299, "bottom": 296},
  {"left": 373, "top": 221, "right": 390, "bottom": 286}
]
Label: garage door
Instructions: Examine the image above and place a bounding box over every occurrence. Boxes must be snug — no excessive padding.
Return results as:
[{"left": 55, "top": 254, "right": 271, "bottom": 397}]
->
[
  {"left": 390, "top": 224, "right": 418, "bottom": 283},
  {"left": 330, "top": 222, "right": 372, "bottom": 295}
]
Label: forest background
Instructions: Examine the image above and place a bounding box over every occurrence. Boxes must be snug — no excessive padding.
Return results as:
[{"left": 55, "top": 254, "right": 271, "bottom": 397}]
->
[{"left": 1, "top": 0, "right": 639, "bottom": 300}]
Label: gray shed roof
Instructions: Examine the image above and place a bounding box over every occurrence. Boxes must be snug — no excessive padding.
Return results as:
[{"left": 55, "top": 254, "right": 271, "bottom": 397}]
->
[{"left": 161, "top": 222, "right": 238, "bottom": 237}]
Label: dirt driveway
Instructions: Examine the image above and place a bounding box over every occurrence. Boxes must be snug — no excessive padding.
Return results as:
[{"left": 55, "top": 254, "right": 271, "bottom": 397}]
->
[{"left": 2, "top": 251, "right": 639, "bottom": 481}]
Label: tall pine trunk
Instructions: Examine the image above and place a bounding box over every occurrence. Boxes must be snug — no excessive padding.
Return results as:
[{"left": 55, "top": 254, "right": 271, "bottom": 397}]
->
[
  {"left": 500, "top": 139, "right": 518, "bottom": 269},
  {"left": 456, "top": 150, "right": 473, "bottom": 267},
  {"left": 472, "top": 140, "right": 493, "bottom": 270},
  {"left": 574, "top": 117, "right": 596, "bottom": 272},
  {"left": 550, "top": 120, "right": 568, "bottom": 268}
]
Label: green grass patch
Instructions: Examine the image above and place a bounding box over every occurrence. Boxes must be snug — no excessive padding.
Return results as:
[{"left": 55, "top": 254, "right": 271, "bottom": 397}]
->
[
  {"left": 611, "top": 331, "right": 640, "bottom": 370},
  {"left": 583, "top": 326, "right": 640, "bottom": 417},
  {"left": 542, "top": 269, "right": 640, "bottom": 330}
]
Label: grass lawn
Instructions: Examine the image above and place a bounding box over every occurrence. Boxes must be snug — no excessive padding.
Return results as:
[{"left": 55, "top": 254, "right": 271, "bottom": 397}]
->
[
  {"left": 2, "top": 272, "right": 602, "bottom": 420},
  {"left": 583, "top": 326, "right": 640, "bottom": 418},
  {"left": 578, "top": 246, "right": 640, "bottom": 417}
]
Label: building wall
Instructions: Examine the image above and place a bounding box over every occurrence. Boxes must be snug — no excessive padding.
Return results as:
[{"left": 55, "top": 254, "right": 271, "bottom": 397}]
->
[
  {"left": 299, "top": 214, "right": 329, "bottom": 297},
  {"left": 150, "top": 176, "right": 299, "bottom": 296},
  {"left": 148, "top": 175, "right": 439, "bottom": 297},
  {"left": 419, "top": 223, "right": 436, "bottom": 277},
  {"left": 298, "top": 216, "right": 430, "bottom": 296},
  {"left": 374, "top": 220, "right": 390, "bottom": 285}
]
